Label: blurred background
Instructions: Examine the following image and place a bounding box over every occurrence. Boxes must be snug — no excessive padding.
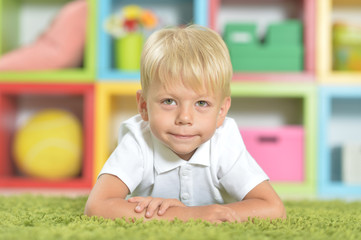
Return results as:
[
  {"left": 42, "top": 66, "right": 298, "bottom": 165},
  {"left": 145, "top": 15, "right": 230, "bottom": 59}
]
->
[{"left": 0, "top": 0, "right": 360, "bottom": 200}]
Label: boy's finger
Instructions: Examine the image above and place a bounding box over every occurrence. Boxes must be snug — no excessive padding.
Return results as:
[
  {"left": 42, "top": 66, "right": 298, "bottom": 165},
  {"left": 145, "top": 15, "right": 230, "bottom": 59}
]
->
[
  {"left": 133, "top": 197, "right": 152, "bottom": 213},
  {"left": 158, "top": 201, "right": 170, "bottom": 215},
  {"left": 128, "top": 197, "right": 144, "bottom": 203},
  {"left": 145, "top": 199, "right": 163, "bottom": 218},
  {"left": 134, "top": 205, "right": 143, "bottom": 213}
]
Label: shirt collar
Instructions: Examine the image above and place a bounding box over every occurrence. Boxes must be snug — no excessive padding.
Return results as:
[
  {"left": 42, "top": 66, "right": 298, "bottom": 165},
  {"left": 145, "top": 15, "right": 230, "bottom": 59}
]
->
[{"left": 152, "top": 134, "right": 210, "bottom": 174}]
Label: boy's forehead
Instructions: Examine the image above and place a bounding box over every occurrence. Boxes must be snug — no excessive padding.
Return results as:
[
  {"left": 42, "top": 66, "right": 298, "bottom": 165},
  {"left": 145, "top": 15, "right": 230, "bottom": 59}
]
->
[
  {"left": 155, "top": 78, "right": 202, "bottom": 92},
  {"left": 150, "top": 78, "right": 220, "bottom": 98}
]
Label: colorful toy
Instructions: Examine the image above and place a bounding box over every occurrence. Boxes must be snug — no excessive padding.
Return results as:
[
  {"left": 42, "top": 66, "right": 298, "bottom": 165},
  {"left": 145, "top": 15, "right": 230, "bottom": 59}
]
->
[
  {"left": 0, "top": 0, "right": 87, "bottom": 71},
  {"left": 13, "top": 109, "right": 83, "bottom": 180},
  {"left": 333, "top": 22, "right": 361, "bottom": 71},
  {"left": 104, "top": 5, "right": 159, "bottom": 71},
  {"left": 104, "top": 5, "right": 158, "bottom": 38}
]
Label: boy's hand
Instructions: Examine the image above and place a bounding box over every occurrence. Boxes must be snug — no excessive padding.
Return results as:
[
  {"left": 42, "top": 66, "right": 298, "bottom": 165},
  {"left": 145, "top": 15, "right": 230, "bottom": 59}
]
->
[
  {"left": 194, "top": 204, "right": 240, "bottom": 223},
  {"left": 128, "top": 197, "right": 186, "bottom": 218}
]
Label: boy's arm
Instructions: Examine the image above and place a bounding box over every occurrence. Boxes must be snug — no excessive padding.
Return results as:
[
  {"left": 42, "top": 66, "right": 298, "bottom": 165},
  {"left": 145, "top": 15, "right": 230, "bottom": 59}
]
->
[
  {"left": 85, "top": 174, "right": 195, "bottom": 221},
  {"left": 84, "top": 174, "right": 285, "bottom": 222},
  {"left": 84, "top": 174, "right": 233, "bottom": 222},
  {"left": 84, "top": 174, "right": 143, "bottom": 220},
  {"left": 126, "top": 180, "right": 286, "bottom": 222},
  {"left": 224, "top": 180, "right": 287, "bottom": 221}
]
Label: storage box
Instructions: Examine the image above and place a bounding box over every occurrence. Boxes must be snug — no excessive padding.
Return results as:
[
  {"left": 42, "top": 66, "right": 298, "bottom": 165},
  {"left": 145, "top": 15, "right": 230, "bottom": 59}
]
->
[
  {"left": 266, "top": 20, "right": 303, "bottom": 46},
  {"left": 240, "top": 126, "right": 304, "bottom": 182},
  {"left": 230, "top": 56, "right": 304, "bottom": 72},
  {"left": 224, "top": 23, "right": 258, "bottom": 46},
  {"left": 225, "top": 21, "right": 304, "bottom": 72},
  {"left": 229, "top": 45, "right": 304, "bottom": 72},
  {"left": 342, "top": 144, "right": 361, "bottom": 185}
]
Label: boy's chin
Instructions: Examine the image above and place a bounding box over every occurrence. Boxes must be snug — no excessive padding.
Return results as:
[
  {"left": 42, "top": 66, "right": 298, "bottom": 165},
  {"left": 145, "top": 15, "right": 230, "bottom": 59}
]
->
[{"left": 171, "top": 148, "right": 197, "bottom": 161}]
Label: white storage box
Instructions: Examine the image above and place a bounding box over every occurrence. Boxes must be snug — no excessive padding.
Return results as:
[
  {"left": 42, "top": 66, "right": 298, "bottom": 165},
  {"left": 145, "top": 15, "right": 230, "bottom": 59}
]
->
[{"left": 342, "top": 144, "right": 361, "bottom": 185}]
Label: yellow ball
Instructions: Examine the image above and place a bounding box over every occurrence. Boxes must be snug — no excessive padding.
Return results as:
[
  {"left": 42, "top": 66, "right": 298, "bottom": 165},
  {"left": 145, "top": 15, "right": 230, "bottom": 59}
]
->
[{"left": 13, "top": 110, "right": 83, "bottom": 180}]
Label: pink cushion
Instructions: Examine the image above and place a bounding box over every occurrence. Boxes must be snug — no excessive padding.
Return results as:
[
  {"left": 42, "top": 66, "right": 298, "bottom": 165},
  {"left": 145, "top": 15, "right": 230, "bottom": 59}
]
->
[{"left": 0, "top": 0, "right": 87, "bottom": 71}]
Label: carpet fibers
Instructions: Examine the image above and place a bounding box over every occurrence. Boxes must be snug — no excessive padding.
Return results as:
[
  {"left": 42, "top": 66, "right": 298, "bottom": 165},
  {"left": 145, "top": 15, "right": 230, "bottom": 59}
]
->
[{"left": 0, "top": 195, "right": 360, "bottom": 240}]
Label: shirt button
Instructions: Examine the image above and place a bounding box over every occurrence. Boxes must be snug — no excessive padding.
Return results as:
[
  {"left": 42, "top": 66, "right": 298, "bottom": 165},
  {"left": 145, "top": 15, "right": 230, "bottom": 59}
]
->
[{"left": 182, "top": 193, "right": 190, "bottom": 200}]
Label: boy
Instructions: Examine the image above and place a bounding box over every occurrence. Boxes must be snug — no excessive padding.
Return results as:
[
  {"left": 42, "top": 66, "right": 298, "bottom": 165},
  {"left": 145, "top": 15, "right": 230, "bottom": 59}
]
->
[{"left": 84, "top": 25, "right": 286, "bottom": 223}]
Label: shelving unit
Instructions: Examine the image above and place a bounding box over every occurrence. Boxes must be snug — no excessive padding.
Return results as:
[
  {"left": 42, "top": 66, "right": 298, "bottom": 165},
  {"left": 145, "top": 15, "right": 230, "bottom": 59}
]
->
[
  {"left": 97, "top": 0, "right": 208, "bottom": 80},
  {"left": 94, "top": 82, "right": 139, "bottom": 182},
  {"left": 209, "top": 0, "right": 315, "bottom": 82},
  {"left": 230, "top": 83, "right": 317, "bottom": 197},
  {"left": 0, "top": 0, "right": 359, "bottom": 199},
  {"left": 318, "top": 86, "right": 361, "bottom": 198},
  {"left": 317, "top": 0, "right": 361, "bottom": 84},
  {"left": 0, "top": 0, "right": 96, "bottom": 82},
  {"left": 0, "top": 83, "right": 94, "bottom": 188}
]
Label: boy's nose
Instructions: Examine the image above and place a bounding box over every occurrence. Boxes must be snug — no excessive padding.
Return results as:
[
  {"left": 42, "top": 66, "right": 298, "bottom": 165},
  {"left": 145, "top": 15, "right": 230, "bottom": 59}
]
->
[{"left": 176, "top": 105, "right": 193, "bottom": 125}]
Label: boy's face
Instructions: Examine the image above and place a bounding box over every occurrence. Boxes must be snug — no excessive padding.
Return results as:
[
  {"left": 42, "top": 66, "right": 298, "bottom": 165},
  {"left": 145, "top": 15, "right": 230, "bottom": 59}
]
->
[{"left": 137, "top": 80, "right": 231, "bottom": 160}]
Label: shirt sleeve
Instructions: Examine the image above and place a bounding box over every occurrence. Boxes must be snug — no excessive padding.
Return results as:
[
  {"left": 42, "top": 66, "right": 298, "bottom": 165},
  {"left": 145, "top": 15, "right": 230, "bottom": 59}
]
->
[
  {"left": 217, "top": 118, "right": 269, "bottom": 200},
  {"left": 98, "top": 123, "right": 145, "bottom": 193}
]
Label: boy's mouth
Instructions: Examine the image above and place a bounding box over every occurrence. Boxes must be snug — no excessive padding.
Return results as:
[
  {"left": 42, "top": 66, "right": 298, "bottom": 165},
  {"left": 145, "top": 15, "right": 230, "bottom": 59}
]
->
[{"left": 169, "top": 133, "right": 196, "bottom": 140}]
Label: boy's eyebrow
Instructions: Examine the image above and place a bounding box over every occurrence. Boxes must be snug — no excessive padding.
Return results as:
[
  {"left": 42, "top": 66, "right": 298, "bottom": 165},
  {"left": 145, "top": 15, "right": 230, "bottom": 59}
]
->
[
  {"left": 195, "top": 94, "right": 214, "bottom": 99},
  {"left": 156, "top": 92, "right": 216, "bottom": 101},
  {"left": 153, "top": 84, "right": 217, "bottom": 99}
]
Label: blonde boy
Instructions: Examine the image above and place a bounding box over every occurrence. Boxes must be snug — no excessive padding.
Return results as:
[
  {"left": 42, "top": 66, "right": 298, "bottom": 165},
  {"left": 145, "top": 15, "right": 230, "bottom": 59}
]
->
[{"left": 85, "top": 25, "right": 286, "bottom": 223}]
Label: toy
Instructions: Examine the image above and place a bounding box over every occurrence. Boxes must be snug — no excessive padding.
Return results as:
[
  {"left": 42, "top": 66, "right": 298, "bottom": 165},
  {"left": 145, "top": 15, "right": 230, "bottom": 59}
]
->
[
  {"left": 104, "top": 5, "right": 158, "bottom": 38},
  {"left": 0, "top": 0, "right": 87, "bottom": 71},
  {"left": 13, "top": 109, "right": 83, "bottom": 180},
  {"left": 104, "top": 5, "right": 158, "bottom": 71},
  {"left": 333, "top": 22, "right": 361, "bottom": 71}
]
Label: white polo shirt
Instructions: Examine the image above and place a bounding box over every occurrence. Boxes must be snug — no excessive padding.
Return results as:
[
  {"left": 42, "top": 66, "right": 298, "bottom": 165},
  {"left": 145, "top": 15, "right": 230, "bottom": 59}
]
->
[{"left": 99, "top": 115, "right": 268, "bottom": 206}]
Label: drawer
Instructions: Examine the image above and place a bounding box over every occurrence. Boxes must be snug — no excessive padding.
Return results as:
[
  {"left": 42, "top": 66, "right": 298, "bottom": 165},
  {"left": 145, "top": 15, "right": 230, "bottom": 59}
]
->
[{"left": 240, "top": 126, "right": 304, "bottom": 182}]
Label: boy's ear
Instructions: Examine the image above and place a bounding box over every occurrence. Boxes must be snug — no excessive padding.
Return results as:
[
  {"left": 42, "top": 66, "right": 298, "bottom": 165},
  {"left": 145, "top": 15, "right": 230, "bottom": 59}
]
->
[
  {"left": 216, "top": 97, "right": 231, "bottom": 128},
  {"left": 136, "top": 90, "right": 149, "bottom": 121}
]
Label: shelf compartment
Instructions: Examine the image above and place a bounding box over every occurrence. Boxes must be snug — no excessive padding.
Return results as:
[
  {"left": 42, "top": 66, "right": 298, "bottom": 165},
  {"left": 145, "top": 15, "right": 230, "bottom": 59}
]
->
[
  {"left": 210, "top": 0, "right": 315, "bottom": 82},
  {"left": 230, "top": 82, "right": 317, "bottom": 197},
  {"left": 97, "top": 0, "right": 208, "bottom": 81},
  {"left": 0, "top": 83, "right": 94, "bottom": 189},
  {"left": 0, "top": 0, "right": 96, "bottom": 82},
  {"left": 240, "top": 126, "right": 304, "bottom": 182},
  {"left": 317, "top": 0, "right": 361, "bottom": 83},
  {"left": 94, "top": 82, "right": 140, "bottom": 182},
  {"left": 318, "top": 86, "right": 361, "bottom": 198}
]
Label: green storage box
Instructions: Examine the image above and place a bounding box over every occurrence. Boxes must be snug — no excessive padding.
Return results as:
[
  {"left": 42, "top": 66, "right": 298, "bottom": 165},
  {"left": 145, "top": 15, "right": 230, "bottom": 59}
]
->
[
  {"left": 224, "top": 23, "right": 258, "bottom": 47},
  {"left": 229, "top": 45, "right": 303, "bottom": 72},
  {"left": 224, "top": 20, "right": 304, "bottom": 72},
  {"left": 229, "top": 45, "right": 303, "bottom": 57},
  {"left": 266, "top": 20, "right": 303, "bottom": 46},
  {"left": 231, "top": 56, "right": 304, "bottom": 72}
]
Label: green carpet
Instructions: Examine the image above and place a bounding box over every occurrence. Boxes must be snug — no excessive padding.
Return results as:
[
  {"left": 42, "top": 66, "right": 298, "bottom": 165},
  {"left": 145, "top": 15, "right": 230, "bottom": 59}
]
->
[{"left": 0, "top": 195, "right": 360, "bottom": 240}]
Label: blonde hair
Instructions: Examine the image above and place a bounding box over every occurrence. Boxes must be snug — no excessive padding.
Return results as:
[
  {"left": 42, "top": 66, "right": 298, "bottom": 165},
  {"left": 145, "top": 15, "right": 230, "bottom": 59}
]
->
[{"left": 140, "top": 25, "right": 232, "bottom": 99}]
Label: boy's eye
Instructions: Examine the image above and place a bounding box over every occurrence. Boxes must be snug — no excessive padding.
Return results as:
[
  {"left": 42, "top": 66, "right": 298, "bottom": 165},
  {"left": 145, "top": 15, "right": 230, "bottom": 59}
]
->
[
  {"left": 196, "top": 101, "right": 208, "bottom": 107},
  {"left": 163, "top": 99, "right": 176, "bottom": 105}
]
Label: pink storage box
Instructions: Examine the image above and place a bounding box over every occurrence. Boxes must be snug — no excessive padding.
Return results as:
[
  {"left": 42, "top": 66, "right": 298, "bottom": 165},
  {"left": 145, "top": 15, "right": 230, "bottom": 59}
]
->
[{"left": 240, "top": 126, "right": 304, "bottom": 182}]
